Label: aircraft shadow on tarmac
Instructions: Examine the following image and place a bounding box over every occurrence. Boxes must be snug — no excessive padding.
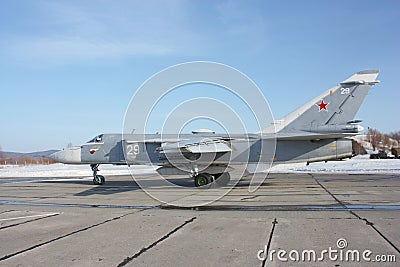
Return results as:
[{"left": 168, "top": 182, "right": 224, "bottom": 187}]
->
[
  {"left": 39, "top": 175, "right": 269, "bottom": 196},
  {"left": 39, "top": 175, "right": 204, "bottom": 196}
]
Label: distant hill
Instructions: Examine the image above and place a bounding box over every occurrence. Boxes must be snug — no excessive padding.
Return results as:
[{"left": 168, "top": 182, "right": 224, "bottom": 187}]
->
[
  {"left": 25, "top": 150, "right": 59, "bottom": 157},
  {"left": 2, "top": 150, "right": 59, "bottom": 157},
  {"left": 0, "top": 150, "right": 59, "bottom": 165}
]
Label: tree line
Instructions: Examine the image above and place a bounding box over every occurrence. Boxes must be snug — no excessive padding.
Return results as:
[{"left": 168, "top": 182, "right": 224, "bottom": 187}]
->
[
  {"left": 0, "top": 145, "right": 57, "bottom": 165},
  {"left": 366, "top": 128, "right": 400, "bottom": 151}
]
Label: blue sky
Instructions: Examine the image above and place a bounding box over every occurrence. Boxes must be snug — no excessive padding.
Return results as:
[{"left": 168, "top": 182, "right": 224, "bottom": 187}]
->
[{"left": 0, "top": 0, "right": 399, "bottom": 152}]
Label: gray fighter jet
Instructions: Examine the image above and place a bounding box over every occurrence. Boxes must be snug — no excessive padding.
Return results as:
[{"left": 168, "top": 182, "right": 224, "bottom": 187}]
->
[{"left": 50, "top": 70, "right": 379, "bottom": 186}]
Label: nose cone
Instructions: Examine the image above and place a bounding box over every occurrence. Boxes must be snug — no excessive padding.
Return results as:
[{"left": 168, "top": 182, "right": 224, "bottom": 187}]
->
[{"left": 50, "top": 147, "right": 82, "bottom": 164}]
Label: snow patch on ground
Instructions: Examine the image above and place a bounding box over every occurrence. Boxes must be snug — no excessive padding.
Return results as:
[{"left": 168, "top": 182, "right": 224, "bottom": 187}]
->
[
  {"left": 270, "top": 155, "right": 400, "bottom": 174},
  {"left": 0, "top": 164, "right": 156, "bottom": 178}
]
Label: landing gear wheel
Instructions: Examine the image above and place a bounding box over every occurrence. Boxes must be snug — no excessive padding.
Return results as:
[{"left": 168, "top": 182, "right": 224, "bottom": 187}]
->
[
  {"left": 91, "top": 164, "right": 105, "bottom": 185},
  {"left": 215, "top": 173, "right": 231, "bottom": 186},
  {"left": 93, "top": 175, "right": 105, "bottom": 185},
  {"left": 194, "top": 173, "right": 214, "bottom": 188}
]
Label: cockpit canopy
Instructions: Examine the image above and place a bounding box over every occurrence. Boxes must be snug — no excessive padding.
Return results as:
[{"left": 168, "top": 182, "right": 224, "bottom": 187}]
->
[{"left": 87, "top": 134, "right": 104, "bottom": 143}]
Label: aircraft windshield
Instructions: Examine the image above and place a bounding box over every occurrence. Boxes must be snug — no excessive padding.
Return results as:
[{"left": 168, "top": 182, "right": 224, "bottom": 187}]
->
[{"left": 87, "top": 134, "right": 103, "bottom": 143}]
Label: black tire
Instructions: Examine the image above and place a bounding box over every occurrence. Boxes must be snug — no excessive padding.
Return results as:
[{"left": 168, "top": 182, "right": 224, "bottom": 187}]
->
[
  {"left": 93, "top": 175, "right": 105, "bottom": 185},
  {"left": 215, "top": 173, "right": 230, "bottom": 186},
  {"left": 194, "top": 173, "right": 214, "bottom": 188}
]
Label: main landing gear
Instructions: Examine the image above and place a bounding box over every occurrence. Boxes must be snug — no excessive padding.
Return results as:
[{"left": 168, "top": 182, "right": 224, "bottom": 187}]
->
[
  {"left": 194, "top": 172, "right": 231, "bottom": 187},
  {"left": 91, "top": 164, "right": 105, "bottom": 185}
]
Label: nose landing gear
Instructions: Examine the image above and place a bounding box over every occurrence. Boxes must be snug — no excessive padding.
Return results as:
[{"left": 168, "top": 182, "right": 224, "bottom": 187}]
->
[{"left": 91, "top": 164, "right": 105, "bottom": 185}]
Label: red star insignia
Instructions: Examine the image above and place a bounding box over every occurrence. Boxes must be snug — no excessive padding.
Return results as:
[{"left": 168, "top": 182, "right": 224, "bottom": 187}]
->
[{"left": 316, "top": 99, "right": 329, "bottom": 111}]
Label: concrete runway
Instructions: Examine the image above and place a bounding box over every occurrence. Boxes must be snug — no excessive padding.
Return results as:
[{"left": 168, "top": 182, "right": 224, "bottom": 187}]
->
[{"left": 0, "top": 172, "right": 399, "bottom": 266}]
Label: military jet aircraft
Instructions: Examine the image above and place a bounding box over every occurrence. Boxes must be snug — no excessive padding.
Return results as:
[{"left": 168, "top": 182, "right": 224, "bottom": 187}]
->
[{"left": 50, "top": 70, "right": 379, "bottom": 186}]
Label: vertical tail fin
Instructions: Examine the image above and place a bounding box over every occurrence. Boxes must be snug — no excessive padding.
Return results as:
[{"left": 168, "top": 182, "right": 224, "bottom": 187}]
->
[{"left": 273, "top": 70, "right": 379, "bottom": 133}]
